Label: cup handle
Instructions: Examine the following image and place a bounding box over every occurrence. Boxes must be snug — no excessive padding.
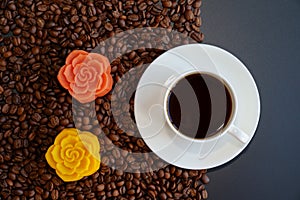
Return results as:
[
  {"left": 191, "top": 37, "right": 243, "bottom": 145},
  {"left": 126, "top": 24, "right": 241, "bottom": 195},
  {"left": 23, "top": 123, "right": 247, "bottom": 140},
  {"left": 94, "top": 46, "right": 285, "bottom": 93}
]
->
[{"left": 228, "top": 125, "right": 249, "bottom": 143}]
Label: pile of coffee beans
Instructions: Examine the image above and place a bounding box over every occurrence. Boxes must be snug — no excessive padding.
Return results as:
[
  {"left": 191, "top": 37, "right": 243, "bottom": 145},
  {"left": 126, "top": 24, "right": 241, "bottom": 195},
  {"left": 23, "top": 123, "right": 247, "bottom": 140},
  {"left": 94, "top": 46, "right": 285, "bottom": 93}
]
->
[{"left": 0, "top": 0, "right": 208, "bottom": 199}]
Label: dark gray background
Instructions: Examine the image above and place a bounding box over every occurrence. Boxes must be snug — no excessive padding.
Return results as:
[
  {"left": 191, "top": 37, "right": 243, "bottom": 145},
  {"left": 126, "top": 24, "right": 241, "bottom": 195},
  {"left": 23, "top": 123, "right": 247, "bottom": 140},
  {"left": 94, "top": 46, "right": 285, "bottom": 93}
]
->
[{"left": 201, "top": 0, "right": 300, "bottom": 199}]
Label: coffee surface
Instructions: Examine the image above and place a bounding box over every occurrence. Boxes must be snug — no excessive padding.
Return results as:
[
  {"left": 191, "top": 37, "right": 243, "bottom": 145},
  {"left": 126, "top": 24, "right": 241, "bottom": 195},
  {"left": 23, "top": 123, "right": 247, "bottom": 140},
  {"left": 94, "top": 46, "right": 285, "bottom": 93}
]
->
[{"left": 167, "top": 73, "right": 232, "bottom": 139}]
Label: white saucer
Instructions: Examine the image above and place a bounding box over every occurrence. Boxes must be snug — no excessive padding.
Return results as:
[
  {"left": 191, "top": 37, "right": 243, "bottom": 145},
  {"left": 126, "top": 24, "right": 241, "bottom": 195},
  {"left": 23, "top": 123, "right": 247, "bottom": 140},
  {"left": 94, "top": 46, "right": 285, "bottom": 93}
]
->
[{"left": 134, "top": 44, "right": 260, "bottom": 169}]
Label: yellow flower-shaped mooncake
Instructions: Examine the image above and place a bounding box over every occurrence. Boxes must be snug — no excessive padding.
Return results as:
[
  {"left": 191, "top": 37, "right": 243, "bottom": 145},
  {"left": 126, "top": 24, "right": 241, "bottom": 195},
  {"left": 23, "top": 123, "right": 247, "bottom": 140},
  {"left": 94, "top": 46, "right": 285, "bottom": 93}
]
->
[{"left": 45, "top": 128, "right": 100, "bottom": 182}]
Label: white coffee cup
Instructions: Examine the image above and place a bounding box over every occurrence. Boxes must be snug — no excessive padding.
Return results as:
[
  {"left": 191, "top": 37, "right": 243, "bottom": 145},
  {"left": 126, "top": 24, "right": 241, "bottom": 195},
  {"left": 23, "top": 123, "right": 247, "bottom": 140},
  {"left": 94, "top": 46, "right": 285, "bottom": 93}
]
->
[{"left": 163, "top": 69, "right": 249, "bottom": 157}]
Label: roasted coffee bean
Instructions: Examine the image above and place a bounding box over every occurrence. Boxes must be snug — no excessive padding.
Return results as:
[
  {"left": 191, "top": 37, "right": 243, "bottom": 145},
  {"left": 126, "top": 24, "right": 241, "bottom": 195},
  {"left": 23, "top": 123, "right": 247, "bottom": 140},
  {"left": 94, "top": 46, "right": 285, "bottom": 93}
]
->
[
  {"left": 185, "top": 9, "right": 195, "bottom": 21},
  {"left": 71, "top": 15, "right": 79, "bottom": 23},
  {"left": 15, "top": 82, "right": 24, "bottom": 93},
  {"left": 32, "top": 113, "right": 41, "bottom": 122},
  {"left": 202, "top": 189, "right": 208, "bottom": 199},
  {"left": 191, "top": 32, "right": 204, "bottom": 42},
  {"left": 49, "top": 115, "right": 59, "bottom": 127},
  {"left": 35, "top": 186, "right": 44, "bottom": 195},
  {"left": 163, "top": 1, "right": 173, "bottom": 8},
  {"left": 138, "top": 2, "right": 147, "bottom": 10},
  {"left": 128, "top": 14, "right": 139, "bottom": 21},
  {"left": 32, "top": 47, "right": 40, "bottom": 55},
  {"left": 13, "top": 189, "right": 23, "bottom": 196},
  {"left": 36, "top": 18, "right": 45, "bottom": 27},
  {"left": 6, "top": 179, "right": 14, "bottom": 186},
  {"left": 159, "top": 192, "right": 168, "bottom": 200},
  {"left": 193, "top": 0, "right": 202, "bottom": 8},
  {"left": 201, "top": 174, "right": 210, "bottom": 184},
  {"left": 2, "top": 104, "right": 10, "bottom": 114},
  {"left": 104, "top": 22, "right": 113, "bottom": 31},
  {"left": 13, "top": 139, "right": 23, "bottom": 149},
  {"left": 37, "top": 4, "right": 48, "bottom": 11},
  {"left": 8, "top": 3, "right": 17, "bottom": 10},
  {"left": 74, "top": 39, "right": 83, "bottom": 47},
  {"left": 97, "top": 184, "right": 105, "bottom": 191},
  {"left": 77, "top": 194, "right": 85, "bottom": 200},
  {"left": 13, "top": 28, "right": 22, "bottom": 35},
  {"left": 41, "top": 174, "right": 52, "bottom": 181},
  {"left": 103, "top": 102, "right": 110, "bottom": 110},
  {"left": 51, "top": 190, "right": 59, "bottom": 200},
  {"left": 4, "top": 51, "right": 12, "bottom": 58},
  {"left": 2, "top": 25, "right": 10, "bottom": 34}
]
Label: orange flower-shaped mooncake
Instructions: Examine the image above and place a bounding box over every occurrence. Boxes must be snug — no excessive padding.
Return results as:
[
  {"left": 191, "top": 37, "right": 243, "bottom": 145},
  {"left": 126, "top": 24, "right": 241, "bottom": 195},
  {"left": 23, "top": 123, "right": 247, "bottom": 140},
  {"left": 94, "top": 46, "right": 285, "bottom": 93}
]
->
[
  {"left": 45, "top": 128, "right": 100, "bottom": 182},
  {"left": 58, "top": 50, "right": 113, "bottom": 103}
]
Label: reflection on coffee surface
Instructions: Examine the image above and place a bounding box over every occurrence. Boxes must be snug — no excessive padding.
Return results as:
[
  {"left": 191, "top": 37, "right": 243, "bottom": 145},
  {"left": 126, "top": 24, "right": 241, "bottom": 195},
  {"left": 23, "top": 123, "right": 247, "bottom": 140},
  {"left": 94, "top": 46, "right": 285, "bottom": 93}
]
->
[{"left": 167, "top": 73, "right": 233, "bottom": 139}]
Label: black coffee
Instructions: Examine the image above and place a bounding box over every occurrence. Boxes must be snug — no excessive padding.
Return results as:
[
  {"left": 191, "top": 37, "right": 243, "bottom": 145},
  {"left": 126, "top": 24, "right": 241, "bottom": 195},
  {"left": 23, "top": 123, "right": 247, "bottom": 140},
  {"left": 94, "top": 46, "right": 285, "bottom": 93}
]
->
[{"left": 167, "top": 73, "right": 233, "bottom": 139}]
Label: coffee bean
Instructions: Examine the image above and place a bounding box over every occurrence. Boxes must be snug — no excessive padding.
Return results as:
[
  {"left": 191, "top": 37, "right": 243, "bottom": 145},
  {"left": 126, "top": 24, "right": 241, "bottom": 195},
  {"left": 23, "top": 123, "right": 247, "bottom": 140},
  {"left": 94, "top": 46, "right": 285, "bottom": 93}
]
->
[
  {"left": 4, "top": 51, "right": 12, "bottom": 58},
  {"left": 148, "top": 190, "right": 157, "bottom": 198},
  {"left": 128, "top": 14, "right": 139, "bottom": 21},
  {"left": 81, "top": 117, "right": 88, "bottom": 125},
  {"left": 115, "top": 169, "right": 124, "bottom": 176},
  {"left": 36, "top": 18, "right": 45, "bottom": 27},
  {"left": 2, "top": 104, "right": 10, "bottom": 114},
  {"left": 35, "top": 186, "right": 44, "bottom": 195},
  {"left": 13, "top": 28, "right": 22, "bottom": 35},
  {"left": 15, "top": 18, "right": 23, "bottom": 28},
  {"left": 191, "top": 32, "right": 204, "bottom": 42},
  {"left": 15, "top": 82, "right": 24, "bottom": 92},
  {"left": 37, "top": 4, "right": 48, "bottom": 11},
  {"left": 32, "top": 47, "right": 40, "bottom": 55},
  {"left": 51, "top": 190, "right": 59, "bottom": 200},
  {"left": 193, "top": 0, "right": 202, "bottom": 8},
  {"left": 77, "top": 194, "right": 85, "bottom": 200},
  {"left": 201, "top": 174, "right": 210, "bottom": 184},
  {"left": 2, "top": 25, "right": 10, "bottom": 34},
  {"left": 74, "top": 39, "right": 83, "bottom": 47},
  {"left": 6, "top": 179, "right": 13, "bottom": 186},
  {"left": 138, "top": 2, "right": 147, "bottom": 10},
  {"left": 201, "top": 189, "right": 208, "bottom": 199},
  {"left": 185, "top": 10, "right": 195, "bottom": 21},
  {"left": 159, "top": 192, "right": 168, "bottom": 200},
  {"left": 97, "top": 184, "right": 105, "bottom": 191},
  {"left": 44, "top": 181, "right": 54, "bottom": 192},
  {"left": 103, "top": 102, "right": 110, "bottom": 110},
  {"left": 49, "top": 115, "right": 59, "bottom": 127},
  {"left": 8, "top": 3, "right": 16, "bottom": 10},
  {"left": 32, "top": 113, "right": 41, "bottom": 122},
  {"left": 118, "top": 19, "right": 126, "bottom": 27},
  {"left": 182, "top": 171, "right": 189, "bottom": 179},
  {"left": 70, "top": 15, "right": 79, "bottom": 24},
  {"left": 13, "top": 139, "right": 23, "bottom": 149},
  {"left": 13, "top": 189, "right": 23, "bottom": 196},
  {"left": 60, "top": 118, "right": 69, "bottom": 126},
  {"left": 163, "top": 1, "right": 173, "bottom": 8},
  {"left": 18, "top": 113, "right": 26, "bottom": 122},
  {"left": 41, "top": 174, "right": 52, "bottom": 181},
  {"left": 35, "top": 194, "right": 42, "bottom": 200},
  {"left": 112, "top": 189, "right": 119, "bottom": 197},
  {"left": 105, "top": 22, "right": 113, "bottom": 31}
]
